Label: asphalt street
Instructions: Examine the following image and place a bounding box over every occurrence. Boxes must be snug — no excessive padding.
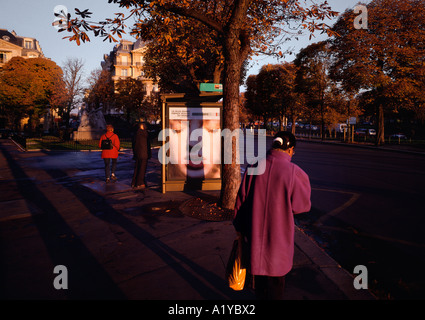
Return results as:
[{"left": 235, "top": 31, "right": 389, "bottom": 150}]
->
[{"left": 292, "top": 141, "right": 425, "bottom": 299}]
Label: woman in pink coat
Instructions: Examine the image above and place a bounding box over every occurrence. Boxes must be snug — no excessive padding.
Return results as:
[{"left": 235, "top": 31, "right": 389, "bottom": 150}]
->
[{"left": 233, "top": 131, "right": 311, "bottom": 299}]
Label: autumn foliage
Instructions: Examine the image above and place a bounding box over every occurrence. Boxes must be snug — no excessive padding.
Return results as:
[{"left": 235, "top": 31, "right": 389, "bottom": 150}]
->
[
  {"left": 0, "top": 57, "right": 65, "bottom": 131},
  {"left": 330, "top": 0, "right": 425, "bottom": 144},
  {"left": 245, "top": 0, "right": 425, "bottom": 145},
  {"left": 57, "top": 0, "right": 339, "bottom": 208}
]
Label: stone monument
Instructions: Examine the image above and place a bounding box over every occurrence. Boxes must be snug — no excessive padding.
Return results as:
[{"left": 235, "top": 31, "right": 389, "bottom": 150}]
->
[{"left": 72, "top": 106, "right": 107, "bottom": 140}]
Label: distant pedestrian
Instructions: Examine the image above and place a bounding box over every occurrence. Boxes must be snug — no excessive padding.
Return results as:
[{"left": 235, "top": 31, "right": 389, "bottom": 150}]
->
[
  {"left": 99, "top": 124, "right": 120, "bottom": 183},
  {"left": 233, "top": 131, "right": 311, "bottom": 300},
  {"left": 131, "top": 122, "right": 151, "bottom": 189}
]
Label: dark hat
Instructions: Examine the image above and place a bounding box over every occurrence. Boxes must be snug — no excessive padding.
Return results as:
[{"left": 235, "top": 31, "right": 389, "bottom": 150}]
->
[{"left": 272, "top": 131, "right": 296, "bottom": 150}]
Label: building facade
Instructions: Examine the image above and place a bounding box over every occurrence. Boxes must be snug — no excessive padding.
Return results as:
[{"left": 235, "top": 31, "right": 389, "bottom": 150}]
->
[
  {"left": 101, "top": 38, "right": 158, "bottom": 96},
  {"left": 0, "top": 29, "right": 44, "bottom": 67}
]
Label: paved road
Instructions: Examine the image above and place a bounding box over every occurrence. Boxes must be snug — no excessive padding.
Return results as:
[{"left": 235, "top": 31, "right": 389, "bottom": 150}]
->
[{"left": 292, "top": 141, "right": 425, "bottom": 299}]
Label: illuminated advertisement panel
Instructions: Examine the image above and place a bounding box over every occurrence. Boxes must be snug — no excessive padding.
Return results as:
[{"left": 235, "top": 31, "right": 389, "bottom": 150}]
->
[{"left": 168, "top": 107, "right": 221, "bottom": 181}]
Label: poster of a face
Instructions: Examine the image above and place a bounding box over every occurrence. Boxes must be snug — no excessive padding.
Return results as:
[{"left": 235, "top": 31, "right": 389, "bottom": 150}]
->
[{"left": 168, "top": 107, "right": 221, "bottom": 180}]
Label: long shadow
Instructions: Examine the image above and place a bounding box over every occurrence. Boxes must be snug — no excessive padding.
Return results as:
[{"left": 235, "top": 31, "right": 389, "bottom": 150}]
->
[
  {"left": 0, "top": 143, "right": 126, "bottom": 300},
  {"left": 44, "top": 167, "right": 248, "bottom": 300}
]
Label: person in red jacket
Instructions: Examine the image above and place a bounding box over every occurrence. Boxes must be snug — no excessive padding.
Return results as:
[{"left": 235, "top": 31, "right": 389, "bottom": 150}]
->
[{"left": 99, "top": 124, "right": 120, "bottom": 183}]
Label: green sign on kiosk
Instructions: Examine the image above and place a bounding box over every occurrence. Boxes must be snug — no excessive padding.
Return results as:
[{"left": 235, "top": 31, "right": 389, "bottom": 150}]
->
[{"left": 199, "top": 83, "right": 223, "bottom": 92}]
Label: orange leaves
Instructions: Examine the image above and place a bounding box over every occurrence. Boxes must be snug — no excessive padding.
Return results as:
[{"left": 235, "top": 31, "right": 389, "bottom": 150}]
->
[
  {"left": 0, "top": 57, "right": 65, "bottom": 116},
  {"left": 330, "top": 0, "right": 425, "bottom": 121},
  {"left": 60, "top": 1, "right": 340, "bottom": 63},
  {"left": 163, "top": 33, "right": 173, "bottom": 44},
  {"left": 66, "top": 31, "right": 91, "bottom": 46}
]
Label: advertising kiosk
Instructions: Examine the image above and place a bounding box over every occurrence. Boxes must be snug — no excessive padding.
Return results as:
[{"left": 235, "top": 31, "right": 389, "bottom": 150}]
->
[{"left": 160, "top": 92, "right": 223, "bottom": 193}]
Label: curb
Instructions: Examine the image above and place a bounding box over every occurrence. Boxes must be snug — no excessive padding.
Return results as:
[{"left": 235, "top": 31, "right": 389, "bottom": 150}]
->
[{"left": 294, "top": 226, "right": 376, "bottom": 300}]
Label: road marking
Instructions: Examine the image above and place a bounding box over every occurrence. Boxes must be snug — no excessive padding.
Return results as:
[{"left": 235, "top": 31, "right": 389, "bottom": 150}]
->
[
  {"left": 310, "top": 188, "right": 425, "bottom": 248},
  {"left": 320, "top": 225, "right": 425, "bottom": 248},
  {"left": 312, "top": 188, "right": 361, "bottom": 227}
]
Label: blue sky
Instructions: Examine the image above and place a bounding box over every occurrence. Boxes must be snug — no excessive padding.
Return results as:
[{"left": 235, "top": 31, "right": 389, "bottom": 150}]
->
[{"left": 0, "top": 0, "right": 367, "bottom": 87}]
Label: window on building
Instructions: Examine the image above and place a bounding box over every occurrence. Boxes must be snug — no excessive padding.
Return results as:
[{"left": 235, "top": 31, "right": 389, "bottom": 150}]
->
[
  {"left": 24, "top": 40, "right": 33, "bottom": 49},
  {"left": 0, "top": 52, "right": 7, "bottom": 63},
  {"left": 121, "top": 69, "right": 128, "bottom": 77},
  {"left": 121, "top": 55, "right": 128, "bottom": 66}
]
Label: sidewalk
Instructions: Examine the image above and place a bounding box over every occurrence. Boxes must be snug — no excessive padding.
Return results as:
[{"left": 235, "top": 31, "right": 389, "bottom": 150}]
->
[{"left": 0, "top": 138, "right": 375, "bottom": 300}]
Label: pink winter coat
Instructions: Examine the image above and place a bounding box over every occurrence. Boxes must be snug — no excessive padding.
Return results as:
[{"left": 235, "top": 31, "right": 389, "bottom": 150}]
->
[{"left": 233, "top": 149, "right": 311, "bottom": 277}]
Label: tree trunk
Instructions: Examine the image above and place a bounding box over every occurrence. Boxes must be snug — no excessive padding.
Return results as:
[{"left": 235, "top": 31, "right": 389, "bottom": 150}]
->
[
  {"left": 291, "top": 111, "right": 296, "bottom": 135},
  {"left": 220, "top": 40, "right": 243, "bottom": 210},
  {"left": 376, "top": 103, "right": 385, "bottom": 146},
  {"left": 64, "top": 101, "right": 72, "bottom": 129},
  {"left": 213, "top": 64, "right": 223, "bottom": 84},
  {"left": 218, "top": 0, "right": 251, "bottom": 210},
  {"left": 320, "top": 103, "right": 325, "bottom": 140}
]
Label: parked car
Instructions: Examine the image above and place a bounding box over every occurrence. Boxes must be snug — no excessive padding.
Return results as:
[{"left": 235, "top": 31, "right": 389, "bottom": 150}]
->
[
  {"left": 0, "top": 129, "right": 15, "bottom": 138},
  {"left": 368, "top": 129, "right": 376, "bottom": 136},
  {"left": 355, "top": 128, "right": 376, "bottom": 136},
  {"left": 334, "top": 123, "right": 347, "bottom": 133},
  {"left": 304, "top": 124, "right": 319, "bottom": 131},
  {"left": 390, "top": 133, "right": 407, "bottom": 140},
  {"left": 355, "top": 128, "right": 367, "bottom": 136}
]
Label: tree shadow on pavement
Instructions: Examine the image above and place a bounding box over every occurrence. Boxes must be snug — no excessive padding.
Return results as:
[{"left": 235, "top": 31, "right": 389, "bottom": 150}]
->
[
  {"left": 45, "top": 167, "right": 250, "bottom": 300},
  {"left": 0, "top": 144, "right": 126, "bottom": 300}
]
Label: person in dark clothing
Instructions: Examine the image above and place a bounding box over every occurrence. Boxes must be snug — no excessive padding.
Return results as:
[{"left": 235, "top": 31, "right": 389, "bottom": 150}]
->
[{"left": 131, "top": 122, "right": 151, "bottom": 189}]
